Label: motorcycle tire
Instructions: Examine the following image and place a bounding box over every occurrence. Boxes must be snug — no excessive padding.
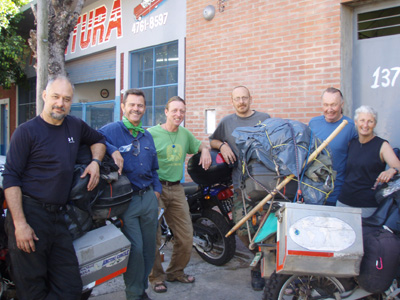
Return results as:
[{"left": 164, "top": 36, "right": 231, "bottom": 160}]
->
[
  {"left": 263, "top": 272, "right": 354, "bottom": 300},
  {"left": 193, "top": 209, "right": 236, "bottom": 266}
]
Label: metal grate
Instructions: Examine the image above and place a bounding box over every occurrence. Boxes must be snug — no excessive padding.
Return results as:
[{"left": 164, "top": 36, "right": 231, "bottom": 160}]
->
[{"left": 358, "top": 6, "right": 400, "bottom": 39}]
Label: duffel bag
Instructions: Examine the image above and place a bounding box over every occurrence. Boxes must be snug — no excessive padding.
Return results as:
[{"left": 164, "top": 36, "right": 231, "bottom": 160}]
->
[
  {"left": 91, "top": 174, "right": 133, "bottom": 219},
  {"left": 64, "top": 204, "right": 93, "bottom": 240},
  {"left": 358, "top": 226, "right": 400, "bottom": 294}
]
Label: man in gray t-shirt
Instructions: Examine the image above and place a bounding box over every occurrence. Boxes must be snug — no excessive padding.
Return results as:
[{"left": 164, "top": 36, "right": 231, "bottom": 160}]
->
[{"left": 209, "top": 86, "right": 270, "bottom": 291}]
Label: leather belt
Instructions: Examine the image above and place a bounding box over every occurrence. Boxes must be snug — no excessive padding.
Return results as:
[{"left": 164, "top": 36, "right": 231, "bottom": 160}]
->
[
  {"left": 160, "top": 180, "right": 180, "bottom": 186},
  {"left": 132, "top": 185, "right": 151, "bottom": 196},
  {"left": 22, "top": 195, "right": 65, "bottom": 213}
]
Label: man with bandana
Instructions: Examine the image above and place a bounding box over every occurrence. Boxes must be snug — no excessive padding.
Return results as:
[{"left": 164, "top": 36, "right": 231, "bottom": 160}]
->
[{"left": 99, "top": 89, "right": 161, "bottom": 300}]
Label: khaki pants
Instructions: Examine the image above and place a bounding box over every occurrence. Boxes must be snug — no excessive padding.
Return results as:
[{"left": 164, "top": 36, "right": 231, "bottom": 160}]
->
[{"left": 149, "top": 184, "right": 193, "bottom": 283}]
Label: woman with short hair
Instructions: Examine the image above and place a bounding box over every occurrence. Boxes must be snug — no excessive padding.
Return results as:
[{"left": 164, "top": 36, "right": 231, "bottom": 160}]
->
[{"left": 336, "top": 105, "right": 400, "bottom": 218}]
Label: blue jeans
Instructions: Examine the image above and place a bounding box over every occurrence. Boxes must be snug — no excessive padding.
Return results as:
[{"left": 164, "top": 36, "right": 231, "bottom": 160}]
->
[{"left": 121, "top": 186, "right": 158, "bottom": 300}]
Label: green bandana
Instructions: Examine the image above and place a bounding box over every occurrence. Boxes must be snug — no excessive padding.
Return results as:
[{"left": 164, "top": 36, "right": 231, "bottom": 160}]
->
[{"left": 122, "top": 116, "right": 145, "bottom": 137}]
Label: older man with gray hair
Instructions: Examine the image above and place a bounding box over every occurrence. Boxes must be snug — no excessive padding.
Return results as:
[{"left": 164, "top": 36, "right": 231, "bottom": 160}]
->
[{"left": 309, "top": 87, "right": 358, "bottom": 205}]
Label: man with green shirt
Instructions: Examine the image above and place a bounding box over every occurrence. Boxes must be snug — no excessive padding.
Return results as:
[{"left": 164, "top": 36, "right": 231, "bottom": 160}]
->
[{"left": 148, "top": 96, "right": 211, "bottom": 293}]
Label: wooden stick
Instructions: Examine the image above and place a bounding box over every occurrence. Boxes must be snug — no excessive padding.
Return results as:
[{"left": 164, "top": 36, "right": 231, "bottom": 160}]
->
[{"left": 225, "top": 119, "right": 348, "bottom": 237}]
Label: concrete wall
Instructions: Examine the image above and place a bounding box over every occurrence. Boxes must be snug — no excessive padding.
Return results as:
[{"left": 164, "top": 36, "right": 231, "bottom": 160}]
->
[{"left": 74, "top": 79, "right": 115, "bottom": 103}]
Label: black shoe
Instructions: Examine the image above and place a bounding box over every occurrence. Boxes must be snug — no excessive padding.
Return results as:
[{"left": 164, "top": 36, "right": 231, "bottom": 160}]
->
[
  {"left": 141, "top": 292, "right": 152, "bottom": 300},
  {"left": 251, "top": 270, "right": 265, "bottom": 291}
]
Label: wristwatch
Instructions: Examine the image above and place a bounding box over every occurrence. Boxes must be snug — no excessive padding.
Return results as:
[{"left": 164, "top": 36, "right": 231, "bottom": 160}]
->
[{"left": 92, "top": 159, "right": 102, "bottom": 167}]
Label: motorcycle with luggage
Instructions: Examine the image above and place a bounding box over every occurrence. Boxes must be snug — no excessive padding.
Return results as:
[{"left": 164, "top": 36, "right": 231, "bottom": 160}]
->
[
  {"left": 227, "top": 118, "right": 400, "bottom": 300},
  {"left": 0, "top": 154, "right": 133, "bottom": 300},
  {"left": 258, "top": 183, "right": 400, "bottom": 300},
  {"left": 159, "top": 149, "right": 236, "bottom": 266}
]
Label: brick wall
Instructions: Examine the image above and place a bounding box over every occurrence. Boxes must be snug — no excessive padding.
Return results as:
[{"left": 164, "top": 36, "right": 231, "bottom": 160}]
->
[
  {"left": 185, "top": 0, "right": 342, "bottom": 144},
  {"left": 0, "top": 84, "right": 17, "bottom": 136}
]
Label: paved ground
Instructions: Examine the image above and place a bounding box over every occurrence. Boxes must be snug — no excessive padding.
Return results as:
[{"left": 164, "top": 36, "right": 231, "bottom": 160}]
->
[{"left": 90, "top": 237, "right": 264, "bottom": 300}]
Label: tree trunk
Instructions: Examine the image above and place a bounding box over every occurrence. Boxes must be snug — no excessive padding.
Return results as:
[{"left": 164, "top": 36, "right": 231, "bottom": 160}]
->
[
  {"left": 35, "top": 0, "right": 48, "bottom": 115},
  {"left": 30, "top": 0, "right": 85, "bottom": 115},
  {"left": 48, "top": 0, "right": 84, "bottom": 76}
]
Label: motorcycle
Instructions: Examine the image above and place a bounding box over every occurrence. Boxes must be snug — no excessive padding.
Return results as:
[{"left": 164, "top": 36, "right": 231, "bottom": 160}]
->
[
  {"left": 0, "top": 155, "right": 132, "bottom": 300},
  {"left": 257, "top": 193, "right": 400, "bottom": 300},
  {"left": 226, "top": 120, "right": 400, "bottom": 300},
  {"left": 159, "top": 149, "right": 236, "bottom": 266}
]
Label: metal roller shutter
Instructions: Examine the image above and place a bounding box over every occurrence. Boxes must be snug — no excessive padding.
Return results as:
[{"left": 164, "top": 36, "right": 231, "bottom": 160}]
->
[{"left": 66, "top": 49, "right": 116, "bottom": 84}]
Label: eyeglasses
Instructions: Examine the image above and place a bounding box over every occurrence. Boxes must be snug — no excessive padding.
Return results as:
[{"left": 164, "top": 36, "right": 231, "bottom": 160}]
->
[
  {"left": 132, "top": 139, "right": 140, "bottom": 156},
  {"left": 233, "top": 96, "right": 250, "bottom": 102},
  {"left": 118, "top": 139, "right": 140, "bottom": 156}
]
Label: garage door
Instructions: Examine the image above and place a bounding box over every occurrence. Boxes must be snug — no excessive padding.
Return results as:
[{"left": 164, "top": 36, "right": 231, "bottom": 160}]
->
[
  {"left": 66, "top": 49, "right": 116, "bottom": 84},
  {"left": 352, "top": 1, "right": 400, "bottom": 147}
]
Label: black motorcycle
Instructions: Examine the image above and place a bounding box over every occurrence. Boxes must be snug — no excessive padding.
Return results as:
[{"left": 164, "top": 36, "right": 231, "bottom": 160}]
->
[
  {"left": 0, "top": 157, "right": 132, "bottom": 300},
  {"left": 159, "top": 149, "right": 237, "bottom": 266}
]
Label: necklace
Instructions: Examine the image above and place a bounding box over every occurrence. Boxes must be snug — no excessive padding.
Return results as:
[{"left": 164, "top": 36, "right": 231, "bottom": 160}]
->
[{"left": 163, "top": 124, "right": 178, "bottom": 148}]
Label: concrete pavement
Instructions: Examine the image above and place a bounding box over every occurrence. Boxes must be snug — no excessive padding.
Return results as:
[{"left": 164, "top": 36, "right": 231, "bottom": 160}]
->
[{"left": 90, "top": 237, "right": 264, "bottom": 300}]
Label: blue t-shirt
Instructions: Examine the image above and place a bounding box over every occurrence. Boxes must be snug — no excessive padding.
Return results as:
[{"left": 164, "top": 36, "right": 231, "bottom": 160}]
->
[{"left": 309, "top": 115, "right": 357, "bottom": 203}]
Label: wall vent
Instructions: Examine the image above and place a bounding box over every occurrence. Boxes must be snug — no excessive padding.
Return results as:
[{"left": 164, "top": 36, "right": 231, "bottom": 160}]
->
[{"left": 358, "top": 6, "right": 400, "bottom": 39}]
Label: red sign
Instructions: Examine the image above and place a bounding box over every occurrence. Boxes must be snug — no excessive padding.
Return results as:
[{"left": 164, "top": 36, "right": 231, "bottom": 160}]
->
[
  {"left": 133, "top": 0, "right": 165, "bottom": 20},
  {"left": 68, "top": 0, "right": 123, "bottom": 54}
]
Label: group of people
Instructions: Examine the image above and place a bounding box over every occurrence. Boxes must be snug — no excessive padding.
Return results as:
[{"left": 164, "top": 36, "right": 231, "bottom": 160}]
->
[
  {"left": 2, "top": 75, "right": 399, "bottom": 300},
  {"left": 2, "top": 75, "right": 211, "bottom": 300}
]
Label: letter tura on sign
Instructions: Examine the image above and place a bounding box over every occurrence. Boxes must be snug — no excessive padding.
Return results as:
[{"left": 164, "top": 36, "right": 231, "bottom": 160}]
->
[{"left": 67, "top": 0, "right": 123, "bottom": 54}]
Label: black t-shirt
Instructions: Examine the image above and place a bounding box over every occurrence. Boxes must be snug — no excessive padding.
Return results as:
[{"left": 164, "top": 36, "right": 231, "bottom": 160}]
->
[
  {"left": 3, "top": 115, "right": 105, "bottom": 205},
  {"left": 338, "top": 136, "right": 386, "bottom": 208}
]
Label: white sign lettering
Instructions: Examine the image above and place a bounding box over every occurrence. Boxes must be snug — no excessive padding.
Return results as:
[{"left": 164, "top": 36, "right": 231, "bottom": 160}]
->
[
  {"left": 371, "top": 66, "right": 400, "bottom": 89},
  {"left": 132, "top": 12, "right": 168, "bottom": 34}
]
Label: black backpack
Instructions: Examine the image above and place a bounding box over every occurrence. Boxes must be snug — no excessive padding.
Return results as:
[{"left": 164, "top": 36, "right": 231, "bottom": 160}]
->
[{"left": 66, "top": 146, "right": 133, "bottom": 238}]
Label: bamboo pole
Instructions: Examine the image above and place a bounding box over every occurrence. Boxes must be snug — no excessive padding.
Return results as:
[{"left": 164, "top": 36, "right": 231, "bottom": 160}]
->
[{"left": 226, "top": 119, "right": 348, "bottom": 237}]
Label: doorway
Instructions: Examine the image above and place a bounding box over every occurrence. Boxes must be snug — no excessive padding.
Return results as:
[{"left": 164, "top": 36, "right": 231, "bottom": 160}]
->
[{"left": 0, "top": 99, "right": 9, "bottom": 155}]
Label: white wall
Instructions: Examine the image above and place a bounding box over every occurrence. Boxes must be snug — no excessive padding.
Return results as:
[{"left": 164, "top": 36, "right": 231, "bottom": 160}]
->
[{"left": 73, "top": 79, "right": 115, "bottom": 103}]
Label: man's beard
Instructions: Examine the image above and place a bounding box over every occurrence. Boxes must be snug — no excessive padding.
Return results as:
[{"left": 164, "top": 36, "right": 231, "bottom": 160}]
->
[{"left": 50, "top": 106, "right": 66, "bottom": 120}]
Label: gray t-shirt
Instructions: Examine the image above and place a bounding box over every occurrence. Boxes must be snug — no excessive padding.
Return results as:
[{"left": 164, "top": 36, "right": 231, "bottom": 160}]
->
[{"left": 209, "top": 110, "right": 271, "bottom": 188}]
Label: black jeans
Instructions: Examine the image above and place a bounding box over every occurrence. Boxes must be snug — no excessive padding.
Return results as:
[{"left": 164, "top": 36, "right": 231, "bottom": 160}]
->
[{"left": 5, "top": 199, "right": 82, "bottom": 300}]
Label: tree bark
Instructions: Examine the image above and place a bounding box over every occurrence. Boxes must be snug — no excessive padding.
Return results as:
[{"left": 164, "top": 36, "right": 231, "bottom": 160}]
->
[
  {"left": 35, "top": 0, "right": 48, "bottom": 115},
  {"left": 48, "top": 0, "right": 84, "bottom": 76},
  {"left": 29, "top": 0, "right": 84, "bottom": 115}
]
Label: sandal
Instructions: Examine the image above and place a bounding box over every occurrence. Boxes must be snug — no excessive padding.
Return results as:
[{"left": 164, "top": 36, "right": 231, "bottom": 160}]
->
[
  {"left": 166, "top": 274, "right": 195, "bottom": 284},
  {"left": 151, "top": 281, "right": 167, "bottom": 293}
]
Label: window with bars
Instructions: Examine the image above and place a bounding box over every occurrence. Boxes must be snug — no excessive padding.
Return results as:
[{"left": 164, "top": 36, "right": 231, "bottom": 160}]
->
[
  {"left": 358, "top": 6, "right": 400, "bottom": 39},
  {"left": 130, "top": 41, "right": 178, "bottom": 127}
]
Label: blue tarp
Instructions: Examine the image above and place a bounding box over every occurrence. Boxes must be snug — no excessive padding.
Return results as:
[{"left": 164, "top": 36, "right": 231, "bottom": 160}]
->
[{"left": 233, "top": 118, "right": 335, "bottom": 205}]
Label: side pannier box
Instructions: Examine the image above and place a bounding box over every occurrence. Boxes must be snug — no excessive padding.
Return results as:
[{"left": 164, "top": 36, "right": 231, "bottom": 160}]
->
[
  {"left": 276, "top": 203, "right": 363, "bottom": 277},
  {"left": 73, "top": 224, "right": 131, "bottom": 286}
]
